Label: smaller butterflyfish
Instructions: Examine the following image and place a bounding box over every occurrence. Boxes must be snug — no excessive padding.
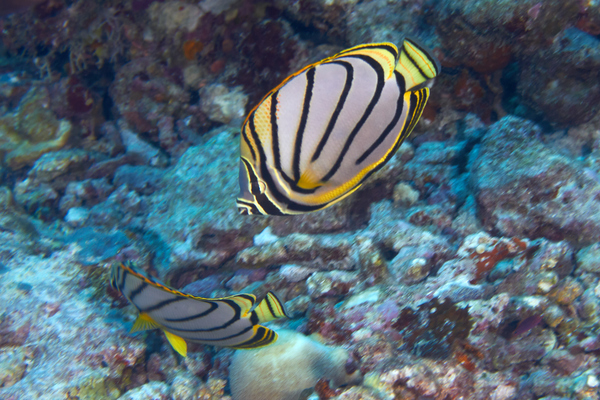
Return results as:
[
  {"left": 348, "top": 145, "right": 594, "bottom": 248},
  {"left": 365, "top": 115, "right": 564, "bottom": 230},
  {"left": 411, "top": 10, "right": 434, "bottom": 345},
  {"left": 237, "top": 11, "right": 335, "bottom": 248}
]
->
[
  {"left": 237, "top": 38, "right": 440, "bottom": 215},
  {"left": 110, "top": 262, "right": 289, "bottom": 357}
]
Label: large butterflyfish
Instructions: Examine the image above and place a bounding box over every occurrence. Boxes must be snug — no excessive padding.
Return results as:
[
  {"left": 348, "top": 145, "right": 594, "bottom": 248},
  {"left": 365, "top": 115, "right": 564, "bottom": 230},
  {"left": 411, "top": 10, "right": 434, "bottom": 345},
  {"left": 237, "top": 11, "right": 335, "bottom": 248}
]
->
[
  {"left": 237, "top": 38, "right": 439, "bottom": 215},
  {"left": 110, "top": 262, "right": 289, "bottom": 357}
]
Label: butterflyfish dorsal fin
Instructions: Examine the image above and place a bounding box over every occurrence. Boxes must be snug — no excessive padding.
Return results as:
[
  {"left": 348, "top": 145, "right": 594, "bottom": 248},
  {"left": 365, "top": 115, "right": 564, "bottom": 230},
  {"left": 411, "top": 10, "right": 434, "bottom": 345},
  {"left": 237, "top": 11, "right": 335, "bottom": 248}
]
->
[
  {"left": 163, "top": 330, "right": 188, "bottom": 357},
  {"left": 396, "top": 38, "right": 440, "bottom": 90},
  {"left": 253, "top": 291, "right": 289, "bottom": 324},
  {"left": 336, "top": 43, "right": 399, "bottom": 80},
  {"left": 130, "top": 313, "right": 161, "bottom": 333},
  {"left": 225, "top": 293, "right": 257, "bottom": 317}
]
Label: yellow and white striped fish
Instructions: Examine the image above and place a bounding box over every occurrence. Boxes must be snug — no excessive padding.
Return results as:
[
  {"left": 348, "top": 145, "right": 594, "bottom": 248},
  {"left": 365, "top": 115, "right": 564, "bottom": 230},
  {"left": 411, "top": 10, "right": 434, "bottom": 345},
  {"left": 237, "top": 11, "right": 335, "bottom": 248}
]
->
[
  {"left": 110, "top": 262, "right": 289, "bottom": 357},
  {"left": 237, "top": 38, "right": 439, "bottom": 215}
]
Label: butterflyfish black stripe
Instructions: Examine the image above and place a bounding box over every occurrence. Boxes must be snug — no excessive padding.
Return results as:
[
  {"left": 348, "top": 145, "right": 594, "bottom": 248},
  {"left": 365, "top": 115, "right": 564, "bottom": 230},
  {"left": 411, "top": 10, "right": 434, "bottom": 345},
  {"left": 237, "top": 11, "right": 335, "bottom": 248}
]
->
[
  {"left": 311, "top": 61, "right": 354, "bottom": 163},
  {"left": 111, "top": 262, "right": 290, "bottom": 353},
  {"left": 339, "top": 43, "right": 399, "bottom": 60},
  {"left": 255, "top": 193, "right": 285, "bottom": 215},
  {"left": 245, "top": 103, "right": 331, "bottom": 211},
  {"left": 128, "top": 281, "right": 149, "bottom": 303},
  {"left": 286, "top": 200, "right": 329, "bottom": 212},
  {"left": 236, "top": 198, "right": 260, "bottom": 215},
  {"left": 235, "top": 331, "right": 268, "bottom": 348},
  {"left": 293, "top": 67, "right": 316, "bottom": 182},
  {"left": 250, "top": 310, "right": 259, "bottom": 325},
  {"left": 235, "top": 293, "right": 256, "bottom": 302},
  {"left": 139, "top": 297, "right": 187, "bottom": 313},
  {"left": 397, "top": 90, "right": 423, "bottom": 144},
  {"left": 246, "top": 116, "right": 324, "bottom": 213},
  {"left": 235, "top": 327, "right": 276, "bottom": 348},
  {"left": 402, "top": 44, "right": 429, "bottom": 82},
  {"left": 322, "top": 54, "right": 386, "bottom": 182},
  {"left": 169, "top": 321, "right": 252, "bottom": 337},
  {"left": 163, "top": 302, "right": 219, "bottom": 322},
  {"left": 353, "top": 88, "right": 426, "bottom": 188},
  {"left": 356, "top": 71, "right": 406, "bottom": 165},
  {"left": 263, "top": 295, "right": 278, "bottom": 318},
  {"left": 405, "top": 89, "right": 428, "bottom": 135},
  {"left": 270, "top": 90, "right": 282, "bottom": 172},
  {"left": 236, "top": 40, "right": 437, "bottom": 216},
  {"left": 241, "top": 125, "right": 256, "bottom": 162},
  {"left": 162, "top": 298, "right": 246, "bottom": 333}
]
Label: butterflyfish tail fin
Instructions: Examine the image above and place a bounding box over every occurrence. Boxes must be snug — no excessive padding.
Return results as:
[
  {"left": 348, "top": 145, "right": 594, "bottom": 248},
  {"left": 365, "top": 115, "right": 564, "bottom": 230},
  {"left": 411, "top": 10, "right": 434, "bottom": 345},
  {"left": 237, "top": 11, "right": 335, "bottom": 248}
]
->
[
  {"left": 396, "top": 37, "right": 439, "bottom": 90},
  {"left": 109, "top": 263, "right": 119, "bottom": 289},
  {"left": 163, "top": 330, "right": 188, "bottom": 357},
  {"left": 130, "top": 313, "right": 161, "bottom": 333},
  {"left": 253, "top": 291, "right": 289, "bottom": 324}
]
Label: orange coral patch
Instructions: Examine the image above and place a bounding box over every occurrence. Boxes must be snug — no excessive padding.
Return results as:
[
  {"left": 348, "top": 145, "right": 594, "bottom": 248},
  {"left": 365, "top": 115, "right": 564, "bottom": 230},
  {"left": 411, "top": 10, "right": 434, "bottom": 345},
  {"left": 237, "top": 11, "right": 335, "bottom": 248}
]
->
[{"left": 183, "top": 40, "right": 204, "bottom": 61}]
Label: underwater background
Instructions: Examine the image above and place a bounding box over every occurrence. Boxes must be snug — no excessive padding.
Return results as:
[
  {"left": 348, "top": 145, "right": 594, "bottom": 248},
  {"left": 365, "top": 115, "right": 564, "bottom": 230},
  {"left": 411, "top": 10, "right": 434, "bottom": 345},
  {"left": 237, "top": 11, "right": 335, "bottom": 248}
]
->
[{"left": 1, "top": 0, "right": 600, "bottom": 399}]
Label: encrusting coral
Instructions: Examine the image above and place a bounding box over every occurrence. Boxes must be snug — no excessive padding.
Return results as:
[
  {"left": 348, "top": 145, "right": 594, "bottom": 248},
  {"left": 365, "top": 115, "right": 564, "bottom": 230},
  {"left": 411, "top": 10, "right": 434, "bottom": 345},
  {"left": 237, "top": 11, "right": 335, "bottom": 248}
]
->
[
  {"left": 229, "top": 329, "right": 362, "bottom": 400},
  {"left": 0, "top": 87, "right": 72, "bottom": 170}
]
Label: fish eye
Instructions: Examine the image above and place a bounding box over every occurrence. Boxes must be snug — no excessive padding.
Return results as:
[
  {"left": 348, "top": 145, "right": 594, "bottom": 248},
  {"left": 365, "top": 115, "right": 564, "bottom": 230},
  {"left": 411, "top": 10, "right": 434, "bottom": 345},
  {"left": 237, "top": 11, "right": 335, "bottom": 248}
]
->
[
  {"left": 250, "top": 180, "right": 266, "bottom": 195},
  {"left": 345, "top": 358, "right": 359, "bottom": 375}
]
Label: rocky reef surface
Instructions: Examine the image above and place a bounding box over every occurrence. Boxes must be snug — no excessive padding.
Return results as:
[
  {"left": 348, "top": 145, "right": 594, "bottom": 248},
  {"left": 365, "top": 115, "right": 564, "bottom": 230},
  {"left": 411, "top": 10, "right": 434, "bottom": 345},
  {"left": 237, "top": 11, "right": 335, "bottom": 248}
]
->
[{"left": 1, "top": 0, "right": 600, "bottom": 399}]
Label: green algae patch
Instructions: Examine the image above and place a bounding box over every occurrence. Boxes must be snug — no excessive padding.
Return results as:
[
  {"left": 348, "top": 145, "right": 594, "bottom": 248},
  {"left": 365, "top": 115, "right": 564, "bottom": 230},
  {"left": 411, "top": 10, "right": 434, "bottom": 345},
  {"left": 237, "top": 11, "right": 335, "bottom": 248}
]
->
[{"left": 65, "top": 373, "right": 121, "bottom": 400}]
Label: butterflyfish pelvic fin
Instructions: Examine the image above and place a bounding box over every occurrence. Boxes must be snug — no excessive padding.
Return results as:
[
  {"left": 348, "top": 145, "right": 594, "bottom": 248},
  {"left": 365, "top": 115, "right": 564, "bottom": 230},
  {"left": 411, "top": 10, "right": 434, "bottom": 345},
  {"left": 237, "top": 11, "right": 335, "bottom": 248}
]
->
[
  {"left": 163, "top": 330, "right": 188, "bottom": 357},
  {"left": 253, "top": 291, "right": 290, "bottom": 324},
  {"left": 296, "top": 171, "right": 322, "bottom": 190},
  {"left": 131, "top": 313, "right": 161, "bottom": 333}
]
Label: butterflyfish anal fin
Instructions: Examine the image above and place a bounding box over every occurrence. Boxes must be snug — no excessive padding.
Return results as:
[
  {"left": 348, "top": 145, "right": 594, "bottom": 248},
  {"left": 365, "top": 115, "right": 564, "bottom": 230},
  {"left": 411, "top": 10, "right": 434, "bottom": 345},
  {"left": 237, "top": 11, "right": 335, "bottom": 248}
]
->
[
  {"left": 403, "top": 87, "right": 430, "bottom": 137},
  {"left": 130, "top": 313, "right": 161, "bottom": 333},
  {"left": 163, "top": 330, "right": 188, "bottom": 357},
  {"left": 396, "top": 38, "right": 439, "bottom": 90},
  {"left": 253, "top": 291, "right": 289, "bottom": 324},
  {"left": 231, "top": 326, "right": 279, "bottom": 349}
]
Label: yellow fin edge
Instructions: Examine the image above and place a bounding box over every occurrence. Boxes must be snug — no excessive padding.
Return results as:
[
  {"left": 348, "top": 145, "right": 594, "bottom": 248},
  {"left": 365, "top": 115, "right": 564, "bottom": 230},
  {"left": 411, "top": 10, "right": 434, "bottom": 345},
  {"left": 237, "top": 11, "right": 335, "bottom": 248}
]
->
[
  {"left": 164, "top": 330, "right": 188, "bottom": 357},
  {"left": 130, "top": 313, "right": 161, "bottom": 333}
]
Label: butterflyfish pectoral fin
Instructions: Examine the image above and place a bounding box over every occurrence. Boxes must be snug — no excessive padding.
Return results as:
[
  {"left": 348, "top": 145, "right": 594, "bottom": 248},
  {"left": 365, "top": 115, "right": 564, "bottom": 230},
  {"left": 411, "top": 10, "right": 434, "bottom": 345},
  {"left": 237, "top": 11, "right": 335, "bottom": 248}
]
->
[
  {"left": 253, "top": 291, "right": 289, "bottom": 324},
  {"left": 163, "top": 330, "right": 188, "bottom": 357},
  {"left": 131, "top": 313, "right": 161, "bottom": 333}
]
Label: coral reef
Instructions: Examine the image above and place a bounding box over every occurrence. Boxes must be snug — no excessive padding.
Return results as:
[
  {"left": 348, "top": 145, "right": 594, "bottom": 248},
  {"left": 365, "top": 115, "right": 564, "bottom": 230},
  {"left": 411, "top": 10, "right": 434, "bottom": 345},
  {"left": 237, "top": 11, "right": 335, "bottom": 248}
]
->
[
  {"left": 470, "top": 116, "right": 600, "bottom": 245},
  {"left": 0, "top": 87, "right": 72, "bottom": 170},
  {"left": 1, "top": 0, "right": 600, "bottom": 399}
]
